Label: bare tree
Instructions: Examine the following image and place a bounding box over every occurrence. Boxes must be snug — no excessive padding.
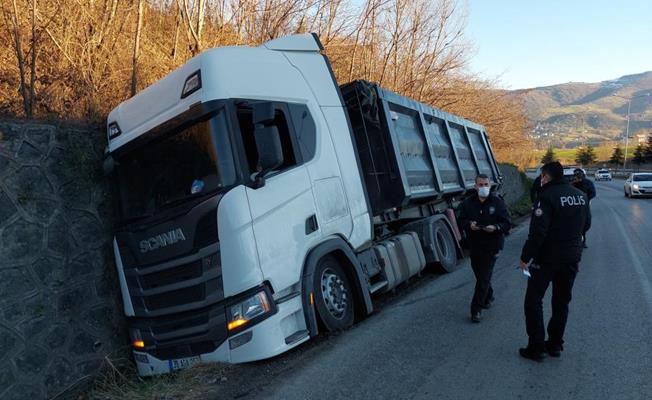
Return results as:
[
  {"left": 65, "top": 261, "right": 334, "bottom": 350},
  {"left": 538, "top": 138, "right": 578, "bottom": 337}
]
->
[
  {"left": 131, "top": 0, "right": 145, "bottom": 96},
  {"left": 2, "top": 0, "right": 35, "bottom": 117},
  {"left": 177, "top": 0, "right": 205, "bottom": 55}
]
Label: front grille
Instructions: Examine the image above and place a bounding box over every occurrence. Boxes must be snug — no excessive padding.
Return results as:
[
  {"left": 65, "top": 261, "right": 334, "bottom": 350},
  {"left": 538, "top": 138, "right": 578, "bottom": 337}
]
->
[
  {"left": 153, "top": 314, "right": 209, "bottom": 336},
  {"left": 145, "top": 283, "right": 207, "bottom": 311},
  {"left": 123, "top": 245, "right": 223, "bottom": 317},
  {"left": 140, "top": 259, "right": 203, "bottom": 290}
]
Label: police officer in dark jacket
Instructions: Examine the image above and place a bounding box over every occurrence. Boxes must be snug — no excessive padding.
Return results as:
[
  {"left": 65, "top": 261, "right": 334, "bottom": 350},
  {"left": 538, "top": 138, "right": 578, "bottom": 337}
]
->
[
  {"left": 518, "top": 162, "right": 591, "bottom": 361},
  {"left": 572, "top": 168, "right": 595, "bottom": 248},
  {"left": 530, "top": 175, "right": 542, "bottom": 203},
  {"left": 458, "top": 174, "right": 511, "bottom": 323},
  {"left": 572, "top": 168, "right": 596, "bottom": 200}
]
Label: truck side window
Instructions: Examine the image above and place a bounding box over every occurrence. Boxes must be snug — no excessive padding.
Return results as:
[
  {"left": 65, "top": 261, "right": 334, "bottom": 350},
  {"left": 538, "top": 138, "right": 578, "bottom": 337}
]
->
[
  {"left": 288, "top": 103, "right": 316, "bottom": 161},
  {"left": 236, "top": 102, "right": 306, "bottom": 177}
]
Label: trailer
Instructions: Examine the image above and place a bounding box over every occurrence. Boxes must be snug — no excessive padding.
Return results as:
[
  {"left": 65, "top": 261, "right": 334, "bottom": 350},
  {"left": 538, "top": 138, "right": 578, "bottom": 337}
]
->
[{"left": 104, "top": 33, "right": 502, "bottom": 376}]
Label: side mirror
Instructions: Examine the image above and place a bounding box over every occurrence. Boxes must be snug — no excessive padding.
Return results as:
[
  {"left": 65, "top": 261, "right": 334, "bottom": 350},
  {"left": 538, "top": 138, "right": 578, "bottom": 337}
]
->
[
  {"left": 252, "top": 125, "right": 283, "bottom": 188},
  {"left": 103, "top": 154, "right": 116, "bottom": 176},
  {"left": 253, "top": 102, "right": 275, "bottom": 125}
]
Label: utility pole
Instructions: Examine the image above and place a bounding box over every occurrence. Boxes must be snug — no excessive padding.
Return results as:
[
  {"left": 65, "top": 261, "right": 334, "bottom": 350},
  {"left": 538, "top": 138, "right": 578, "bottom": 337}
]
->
[{"left": 612, "top": 93, "right": 650, "bottom": 170}]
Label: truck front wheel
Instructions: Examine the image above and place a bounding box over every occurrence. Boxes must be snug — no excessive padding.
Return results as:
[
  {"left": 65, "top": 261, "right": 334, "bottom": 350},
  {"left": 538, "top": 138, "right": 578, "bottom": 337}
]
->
[{"left": 314, "top": 256, "right": 355, "bottom": 331}]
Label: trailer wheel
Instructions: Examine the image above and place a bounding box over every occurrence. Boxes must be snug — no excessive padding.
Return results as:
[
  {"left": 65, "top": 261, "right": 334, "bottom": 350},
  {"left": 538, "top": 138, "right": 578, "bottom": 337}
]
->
[
  {"left": 313, "top": 256, "right": 355, "bottom": 331},
  {"left": 434, "top": 221, "right": 458, "bottom": 272}
]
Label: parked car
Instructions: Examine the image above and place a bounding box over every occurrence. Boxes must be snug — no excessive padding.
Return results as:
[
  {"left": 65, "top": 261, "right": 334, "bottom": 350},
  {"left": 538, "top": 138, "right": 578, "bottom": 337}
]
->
[
  {"left": 594, "top": 169, "right": 612, "bottom": 181},
  {"left": 624, "top": 173, "right": 652, "bottom": 198}
]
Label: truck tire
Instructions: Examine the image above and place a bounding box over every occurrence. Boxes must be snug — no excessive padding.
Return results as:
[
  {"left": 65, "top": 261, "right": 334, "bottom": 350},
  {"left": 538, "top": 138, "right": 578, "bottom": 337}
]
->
[
  {"left": 433, "top": 221, "right": 457, "bottom": 273},
  {"left": 313, "top": 256, "right": 355, "bottom": 331}
]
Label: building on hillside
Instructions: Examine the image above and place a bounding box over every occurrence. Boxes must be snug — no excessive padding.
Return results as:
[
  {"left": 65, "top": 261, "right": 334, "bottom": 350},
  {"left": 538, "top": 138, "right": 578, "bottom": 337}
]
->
[{"left": 634, "top": 132, "right": 650, "bottom": 144}]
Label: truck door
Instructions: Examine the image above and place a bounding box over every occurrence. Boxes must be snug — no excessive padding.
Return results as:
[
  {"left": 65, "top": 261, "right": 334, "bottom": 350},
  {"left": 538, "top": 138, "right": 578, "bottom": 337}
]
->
[{"left": 235, "top": 102, "right": 319, "bottom": 293}]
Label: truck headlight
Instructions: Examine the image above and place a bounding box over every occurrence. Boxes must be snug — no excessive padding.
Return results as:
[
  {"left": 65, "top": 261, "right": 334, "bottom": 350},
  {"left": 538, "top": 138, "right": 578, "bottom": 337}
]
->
[{"left": 227, "top": 291, "right": 271, "bottom": 332}]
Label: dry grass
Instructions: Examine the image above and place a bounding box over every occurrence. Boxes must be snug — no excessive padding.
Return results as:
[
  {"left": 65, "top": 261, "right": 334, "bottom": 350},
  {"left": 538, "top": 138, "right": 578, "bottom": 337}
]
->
[{"left": 86, "top": 357, "right": 234, "bottom": 400}]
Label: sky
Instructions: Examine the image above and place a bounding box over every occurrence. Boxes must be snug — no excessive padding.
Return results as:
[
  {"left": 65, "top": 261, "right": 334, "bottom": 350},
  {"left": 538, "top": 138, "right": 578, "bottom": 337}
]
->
[{"left": 466, "top": 0, "right": 652, "bottom": 89}]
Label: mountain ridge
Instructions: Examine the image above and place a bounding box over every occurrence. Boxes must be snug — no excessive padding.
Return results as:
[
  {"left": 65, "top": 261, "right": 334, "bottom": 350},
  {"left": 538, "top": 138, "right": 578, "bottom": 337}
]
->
[{"left": 513, "top": 71, "right": 652, "bottom": 148}]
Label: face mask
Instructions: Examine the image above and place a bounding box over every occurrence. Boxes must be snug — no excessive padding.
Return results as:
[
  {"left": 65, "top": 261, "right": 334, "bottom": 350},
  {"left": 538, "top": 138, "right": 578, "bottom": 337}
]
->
[{"left": 478, "top": 186, "right": 490, "bottom": 198}]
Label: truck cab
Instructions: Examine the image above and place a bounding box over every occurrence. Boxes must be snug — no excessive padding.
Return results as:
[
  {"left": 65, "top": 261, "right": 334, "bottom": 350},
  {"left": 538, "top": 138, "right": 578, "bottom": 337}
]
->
[{"left": 106, "top": 34, "right": 371, "bottom": 375}]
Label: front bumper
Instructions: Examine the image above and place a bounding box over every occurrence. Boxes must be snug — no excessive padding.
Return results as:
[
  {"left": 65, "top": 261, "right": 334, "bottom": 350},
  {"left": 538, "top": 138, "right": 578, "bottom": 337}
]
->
[
  {"left": 630, "top": 188, "right": 651, "bottom": 196},
  {"left": 133, "top": 294, "right": 308, "bottom": 376}
]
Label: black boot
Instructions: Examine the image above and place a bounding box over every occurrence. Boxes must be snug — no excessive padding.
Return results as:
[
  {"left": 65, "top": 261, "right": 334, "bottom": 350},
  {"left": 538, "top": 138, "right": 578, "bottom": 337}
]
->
[
  {"left": 519, "top": 343, "right": 545, "bottom": 362},
  {"left": 471, "top": 310, "right": 482, "bottom": 323},
  {"left": 545, "top": 341, "right": 564, "bottom": 358},
  {"left": 482, "top": 296, "right": 495, "bottom": 309}
]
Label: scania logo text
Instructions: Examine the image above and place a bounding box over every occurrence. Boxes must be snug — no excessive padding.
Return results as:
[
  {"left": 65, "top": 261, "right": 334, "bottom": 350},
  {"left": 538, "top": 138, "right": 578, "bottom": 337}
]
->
[{"left": 140, "top": 228, "right": 187, "bottom": 253}]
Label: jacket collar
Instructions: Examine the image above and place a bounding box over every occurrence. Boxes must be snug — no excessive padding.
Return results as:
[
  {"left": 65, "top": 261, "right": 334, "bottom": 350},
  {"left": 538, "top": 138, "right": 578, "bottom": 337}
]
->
[{"left": 542, "top": 178, "right": 567, "bottom": 190}]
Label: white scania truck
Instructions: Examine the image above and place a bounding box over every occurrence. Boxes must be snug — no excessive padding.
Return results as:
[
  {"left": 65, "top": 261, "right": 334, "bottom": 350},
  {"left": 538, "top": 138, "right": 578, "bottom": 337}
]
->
[{"left": 104, "top": 33, "right": 501, "bottom": 376}]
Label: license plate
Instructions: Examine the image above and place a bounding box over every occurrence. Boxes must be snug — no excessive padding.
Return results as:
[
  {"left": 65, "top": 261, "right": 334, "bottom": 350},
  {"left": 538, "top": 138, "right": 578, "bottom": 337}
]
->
[{"left": 168, "top": 356, "right": 201, "bottom": 372}]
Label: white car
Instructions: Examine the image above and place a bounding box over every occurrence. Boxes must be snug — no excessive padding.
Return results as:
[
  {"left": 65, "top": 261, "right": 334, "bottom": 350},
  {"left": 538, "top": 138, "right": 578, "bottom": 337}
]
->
[
  {"left": 594, "top": 169, "right": 612, "bottom": 181},
  {"left": 624, "top": 173, "right": 652, "bottom": 198}
]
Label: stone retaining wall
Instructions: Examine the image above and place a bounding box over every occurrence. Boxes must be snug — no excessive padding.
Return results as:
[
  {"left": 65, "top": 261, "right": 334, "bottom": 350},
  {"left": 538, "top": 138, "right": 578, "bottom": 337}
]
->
[
  {"left": 497, "top": 163, "right": 528, "bottom": 206},
  {"left": 0, "top": 120, "right": 126, "bottom": 399}
]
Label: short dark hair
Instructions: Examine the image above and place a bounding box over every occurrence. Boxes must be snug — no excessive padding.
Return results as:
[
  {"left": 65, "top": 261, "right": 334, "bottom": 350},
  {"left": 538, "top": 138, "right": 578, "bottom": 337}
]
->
[
  {"left": 541, "top": 161, "right": 563, "bottom": 180},
  {"left": 573, "top": 168, "right": 585, "bottom": 177},
  {"left": 475, "top": 174, "right": 489, "bottom": 181}
]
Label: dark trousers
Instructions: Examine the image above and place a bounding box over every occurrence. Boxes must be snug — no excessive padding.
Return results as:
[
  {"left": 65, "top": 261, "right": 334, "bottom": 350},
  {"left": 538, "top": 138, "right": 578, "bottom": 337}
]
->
[
  {"left": 470, "top": 251, "right": 497, "bottom": 314},
  {"left": 524, "top": 263, "right": 578, "bottom": 348}
]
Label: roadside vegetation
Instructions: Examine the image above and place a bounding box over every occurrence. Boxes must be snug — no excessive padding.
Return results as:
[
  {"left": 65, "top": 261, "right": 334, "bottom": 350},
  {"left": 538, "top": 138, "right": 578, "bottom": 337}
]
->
[
  {"left": 86, "top": 358, "right": 234, "bottom": 400},
  {"left": 1, "top": 0, "right": 531, "bottom": 166},
  {"left": 530, "top": 139, "right": 652, "bottom": 168}
]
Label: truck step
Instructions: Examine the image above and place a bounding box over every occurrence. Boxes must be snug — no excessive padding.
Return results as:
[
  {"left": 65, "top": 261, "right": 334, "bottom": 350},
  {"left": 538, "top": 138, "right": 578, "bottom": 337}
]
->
[
  {"left": 369, "top": 281, "right": 388, "bottom": 294},
  {"left": 284, "top": 330, "right": 309, "bottom": 345}
]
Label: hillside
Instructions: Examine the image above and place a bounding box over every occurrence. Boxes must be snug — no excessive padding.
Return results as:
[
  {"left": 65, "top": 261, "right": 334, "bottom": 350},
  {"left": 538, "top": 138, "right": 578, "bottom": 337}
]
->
[{"left": 514, "top": 71, "right": 652, "bottom": 148}]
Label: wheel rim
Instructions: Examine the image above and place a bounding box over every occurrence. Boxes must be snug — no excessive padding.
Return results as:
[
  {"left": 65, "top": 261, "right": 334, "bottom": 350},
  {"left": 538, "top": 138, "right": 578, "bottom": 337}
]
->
[{"left": 320, "top": 268, "right": 348, "bottom": 319}]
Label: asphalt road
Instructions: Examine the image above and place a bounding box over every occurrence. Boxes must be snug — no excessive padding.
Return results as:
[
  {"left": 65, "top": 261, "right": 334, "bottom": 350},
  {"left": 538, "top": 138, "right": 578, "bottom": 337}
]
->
[{"left": 231, "top": 179, "right": 652, "bottom": 400}]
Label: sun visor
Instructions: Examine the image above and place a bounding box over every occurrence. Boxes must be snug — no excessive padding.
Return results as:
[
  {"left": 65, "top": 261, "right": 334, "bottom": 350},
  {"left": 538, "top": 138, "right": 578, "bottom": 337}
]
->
[{"left": 262, "top": 33, "right": 323, "bottom": 52}]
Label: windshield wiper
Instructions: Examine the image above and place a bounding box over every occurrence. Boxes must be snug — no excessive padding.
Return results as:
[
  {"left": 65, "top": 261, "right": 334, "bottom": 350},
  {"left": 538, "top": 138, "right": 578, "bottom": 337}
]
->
[
  {"left": 117, "top": 212, "right": 154, "bottom": 227},
  {"left": 159, "top": 189, "right": 220, "bottom": 211}
]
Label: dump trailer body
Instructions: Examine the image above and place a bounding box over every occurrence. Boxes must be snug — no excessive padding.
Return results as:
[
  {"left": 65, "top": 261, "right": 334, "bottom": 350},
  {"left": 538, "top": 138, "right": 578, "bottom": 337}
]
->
[{"left": 341, "top": 80, "right": 501, "bottom": 217}]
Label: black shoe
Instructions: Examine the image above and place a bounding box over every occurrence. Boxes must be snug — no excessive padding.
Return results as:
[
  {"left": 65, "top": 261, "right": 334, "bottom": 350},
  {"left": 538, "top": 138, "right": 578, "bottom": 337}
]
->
[
  {"left": 482, "top": 297, "right": 495, "bottom": 309},
  {"left": 471, "top": 311, "right": 482, "bottom": 323},
  {"left": 545, "top": 341, "right": 563, "bottom": 358},
  {"left": 519, "top": 346, "right": 545, "bottom": 362}
]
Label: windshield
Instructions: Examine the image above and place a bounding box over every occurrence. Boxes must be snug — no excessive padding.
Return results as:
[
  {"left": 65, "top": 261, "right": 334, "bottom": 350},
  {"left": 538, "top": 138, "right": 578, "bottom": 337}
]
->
[
  {"left": 114, "top": 111, "right": 237, "bottom": 222},
  {"left": 597, "top": 170, "right": 609, "bottom": 173},
  {"left": 633, "top": 174, "right": 652, "bottom": 182}
]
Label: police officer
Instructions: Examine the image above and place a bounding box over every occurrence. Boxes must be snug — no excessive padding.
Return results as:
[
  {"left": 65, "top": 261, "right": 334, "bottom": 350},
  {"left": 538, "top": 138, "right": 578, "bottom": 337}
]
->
[
  {"left": 458, "top": 174, "right": 511, "bottom": 323},
  {"left": 530, "top": 165, "right": 544, "bottom": 203},
  {"left": 572, "top": 168, "right": 596, "bottom": 248},
  {"left": 572, "top": 168, "right": 596, "bottom": 201},
  {"left": 518, "top": 162, "right": 591, "bottom": 361}
]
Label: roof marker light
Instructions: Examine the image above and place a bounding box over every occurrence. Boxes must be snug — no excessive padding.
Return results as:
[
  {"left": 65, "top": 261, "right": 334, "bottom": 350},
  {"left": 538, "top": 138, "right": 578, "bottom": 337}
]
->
[
  {"left": 181, "top": 70, "right": 202, "bottom": 99},
  {"left": 108, "top": 122, "right": 122, "bottom": 140}
]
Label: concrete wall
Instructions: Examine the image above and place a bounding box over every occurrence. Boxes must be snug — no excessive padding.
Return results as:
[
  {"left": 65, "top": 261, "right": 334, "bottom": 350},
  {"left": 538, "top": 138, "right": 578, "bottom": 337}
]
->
[{"left": 0, "top": 121, "right": 126, "bottom": 399}]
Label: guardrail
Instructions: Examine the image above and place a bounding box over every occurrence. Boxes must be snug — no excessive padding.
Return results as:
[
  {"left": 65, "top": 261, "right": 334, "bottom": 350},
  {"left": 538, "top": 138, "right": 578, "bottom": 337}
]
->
[{"left": 526, "top": 167, "right": 652, "bottom": 176}]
